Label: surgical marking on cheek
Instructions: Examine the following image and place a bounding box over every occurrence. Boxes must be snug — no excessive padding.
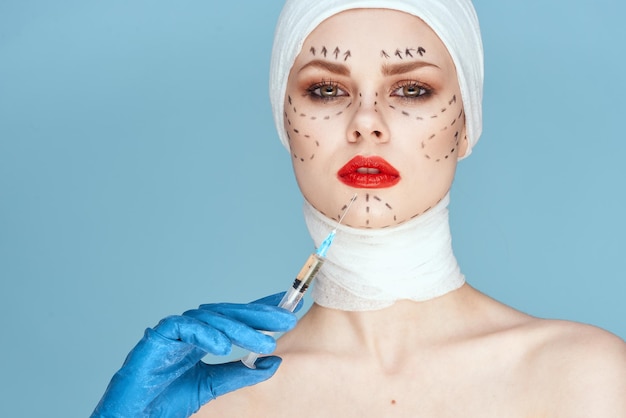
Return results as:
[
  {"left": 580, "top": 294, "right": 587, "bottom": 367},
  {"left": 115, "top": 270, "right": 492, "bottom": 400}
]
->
[
  {"left": 449, "top": 95, "right": 457, "bottom": 105},
  {"left": 422, "top": 126, "right": 461, "bottom": 162},
  {"left": 315, "top": 101, "right": 353, "bottom": 121}
]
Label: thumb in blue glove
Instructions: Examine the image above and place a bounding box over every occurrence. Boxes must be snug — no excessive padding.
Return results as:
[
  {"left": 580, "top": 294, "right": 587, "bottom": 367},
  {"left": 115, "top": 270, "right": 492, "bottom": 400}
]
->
[{"left": 91, "top": 293, "right": 298, "bottom": 418}]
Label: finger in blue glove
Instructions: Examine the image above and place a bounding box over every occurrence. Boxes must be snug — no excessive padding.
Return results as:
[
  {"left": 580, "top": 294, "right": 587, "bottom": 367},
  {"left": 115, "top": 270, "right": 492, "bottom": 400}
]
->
[{"left": 91, "top": 293, "right": 297, "bottom": 418}]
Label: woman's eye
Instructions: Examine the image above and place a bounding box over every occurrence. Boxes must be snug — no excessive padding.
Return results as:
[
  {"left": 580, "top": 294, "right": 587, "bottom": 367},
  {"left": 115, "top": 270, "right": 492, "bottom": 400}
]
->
[
  {"left": 308, "top": 82, "right": 347, "bottom": 99},
  {"left": 392, "top": 83, "right": 429, "bottom": 99}
]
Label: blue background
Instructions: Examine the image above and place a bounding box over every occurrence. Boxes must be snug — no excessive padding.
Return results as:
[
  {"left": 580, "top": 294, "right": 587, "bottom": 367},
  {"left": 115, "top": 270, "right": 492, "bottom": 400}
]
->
[{"left": 1, "top": 1, "right": 624, "bottom": 416}]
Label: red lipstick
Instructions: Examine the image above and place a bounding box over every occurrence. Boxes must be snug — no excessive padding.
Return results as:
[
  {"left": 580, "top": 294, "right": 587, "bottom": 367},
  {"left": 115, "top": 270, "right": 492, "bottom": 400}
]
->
[{"left": 337, "top": 155, "right": 400, "bottom": 188}]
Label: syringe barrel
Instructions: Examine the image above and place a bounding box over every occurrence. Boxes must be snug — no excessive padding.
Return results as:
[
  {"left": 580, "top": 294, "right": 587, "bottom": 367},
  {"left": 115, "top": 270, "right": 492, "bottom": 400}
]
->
[
  {"left": 241, "top": 252, "right": 325, "bottom": 369},
  {"left": 278, "top": 253, "right": 324, "bottom": 311}
]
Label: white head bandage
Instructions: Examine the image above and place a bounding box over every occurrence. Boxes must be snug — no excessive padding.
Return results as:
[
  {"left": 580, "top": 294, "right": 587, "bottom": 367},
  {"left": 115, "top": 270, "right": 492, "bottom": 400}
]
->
[{"left": 270, "top": 0, "right": 484, "bottom": 158}]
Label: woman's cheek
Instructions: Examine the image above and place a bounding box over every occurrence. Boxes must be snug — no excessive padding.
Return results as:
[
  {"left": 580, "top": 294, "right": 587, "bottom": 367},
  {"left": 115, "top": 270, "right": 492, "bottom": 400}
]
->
[
  {"left": 387, "top": 93, "right": 465, "bottom": 162},
  {"left": 283, "top": 94, "right": 353, "bottom": 163}
]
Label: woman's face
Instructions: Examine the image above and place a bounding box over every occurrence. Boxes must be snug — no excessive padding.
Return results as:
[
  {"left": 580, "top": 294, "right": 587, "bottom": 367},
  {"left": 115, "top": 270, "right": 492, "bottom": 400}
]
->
[{"left": 284, "top": 9, "right": 467, "bottom": 228}]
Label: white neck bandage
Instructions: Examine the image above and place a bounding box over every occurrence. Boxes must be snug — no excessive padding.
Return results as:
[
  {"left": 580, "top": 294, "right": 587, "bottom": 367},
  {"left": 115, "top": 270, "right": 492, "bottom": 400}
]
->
[{"left": 304, "top": 193, "right": 465, "bottom": 311}]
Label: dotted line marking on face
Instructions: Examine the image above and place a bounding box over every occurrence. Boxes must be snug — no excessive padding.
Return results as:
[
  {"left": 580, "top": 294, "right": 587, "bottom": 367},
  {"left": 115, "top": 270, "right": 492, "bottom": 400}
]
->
[
  {"left": 285, "top": 95, "right": 354, "bottom": 163},
  {"left": 386, "top": 94, "right": 458, "bottom": 121},
  {"left": 327, "top": 191, "right": 447, "bottom": 228},
  {"left": 359, "top": 193, "right": 396, "bottom": 227}
]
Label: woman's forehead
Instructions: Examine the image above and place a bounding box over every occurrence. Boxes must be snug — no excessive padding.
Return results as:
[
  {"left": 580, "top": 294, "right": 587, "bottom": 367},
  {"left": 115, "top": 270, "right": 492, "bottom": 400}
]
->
[{"left": 298, "top": 9, "right": 452, "bottom": 68}]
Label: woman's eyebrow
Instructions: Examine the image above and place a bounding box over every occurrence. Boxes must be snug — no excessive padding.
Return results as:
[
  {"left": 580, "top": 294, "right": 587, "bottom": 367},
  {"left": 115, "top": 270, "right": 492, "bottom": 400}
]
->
[
  {"left": 382, "top": 61, "right": 440, "bottom": 76},
  {"left": 297, "top": 59, "right": 351, "bottom": 76}
]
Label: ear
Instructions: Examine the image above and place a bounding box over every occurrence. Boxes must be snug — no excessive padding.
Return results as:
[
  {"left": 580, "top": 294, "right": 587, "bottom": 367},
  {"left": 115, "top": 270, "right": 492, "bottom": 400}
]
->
[{"left": 456, "top": 123, "right": 469, "bottom": 160}]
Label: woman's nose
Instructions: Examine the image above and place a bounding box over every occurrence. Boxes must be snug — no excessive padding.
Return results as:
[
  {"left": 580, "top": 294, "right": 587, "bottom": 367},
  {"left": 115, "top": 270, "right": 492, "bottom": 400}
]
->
[{"left": 346, "top": 96, "right": 390, "bottom": 144}]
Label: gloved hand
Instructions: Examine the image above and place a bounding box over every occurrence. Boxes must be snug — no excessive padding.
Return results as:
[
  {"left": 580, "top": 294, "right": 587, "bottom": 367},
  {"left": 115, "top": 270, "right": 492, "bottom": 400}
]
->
[{"left": 91, "top": 293, "right": 299, "bottom": 418}]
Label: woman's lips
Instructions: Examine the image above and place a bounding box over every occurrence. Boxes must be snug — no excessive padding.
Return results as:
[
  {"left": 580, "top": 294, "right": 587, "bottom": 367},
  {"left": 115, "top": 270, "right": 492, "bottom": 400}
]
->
[{"left": 337, "top": 155, "right": 400, "bottom": 188}]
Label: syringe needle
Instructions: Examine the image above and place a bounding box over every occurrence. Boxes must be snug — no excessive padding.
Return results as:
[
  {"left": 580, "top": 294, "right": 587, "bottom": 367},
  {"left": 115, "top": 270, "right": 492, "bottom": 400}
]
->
[
  {"left": 316, "top": 193, "right": 357, "bottom": 257},
  {"left": 336, "top": 193, "right": 358, "bottom": 229}
]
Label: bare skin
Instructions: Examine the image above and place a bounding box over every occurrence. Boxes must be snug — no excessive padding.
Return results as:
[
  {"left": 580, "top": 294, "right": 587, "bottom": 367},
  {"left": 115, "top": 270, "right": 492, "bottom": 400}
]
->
[
  {"left": 196, "top": 285, "right": 626, "bottom": 417},
  {"left": 195, "top": 9, "right": 626, "bottom": 417}
]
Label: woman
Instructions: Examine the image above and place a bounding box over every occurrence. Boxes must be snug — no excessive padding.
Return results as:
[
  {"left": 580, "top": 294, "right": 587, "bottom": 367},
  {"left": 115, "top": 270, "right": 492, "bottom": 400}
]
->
[{"left": 92, "top": 0, "right": 626, "bottom": 416}]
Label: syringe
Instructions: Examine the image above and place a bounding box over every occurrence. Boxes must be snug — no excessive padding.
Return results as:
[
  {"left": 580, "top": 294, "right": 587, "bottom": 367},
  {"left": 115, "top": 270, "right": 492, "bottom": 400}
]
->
[{"left": 241, "top": 194, "right": 357, "bottom": 369}]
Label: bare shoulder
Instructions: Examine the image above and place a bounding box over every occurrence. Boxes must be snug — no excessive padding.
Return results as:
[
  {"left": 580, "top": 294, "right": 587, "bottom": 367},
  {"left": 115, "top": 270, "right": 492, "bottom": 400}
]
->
[{"left": 520, "top": 318, "right": 626, "bottom": 417}]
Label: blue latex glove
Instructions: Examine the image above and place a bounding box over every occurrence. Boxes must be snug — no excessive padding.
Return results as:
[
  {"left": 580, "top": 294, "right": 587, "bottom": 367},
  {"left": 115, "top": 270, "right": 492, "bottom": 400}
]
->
[{"left": 91, "top": 293, "right": 298, "bottom": 418}]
